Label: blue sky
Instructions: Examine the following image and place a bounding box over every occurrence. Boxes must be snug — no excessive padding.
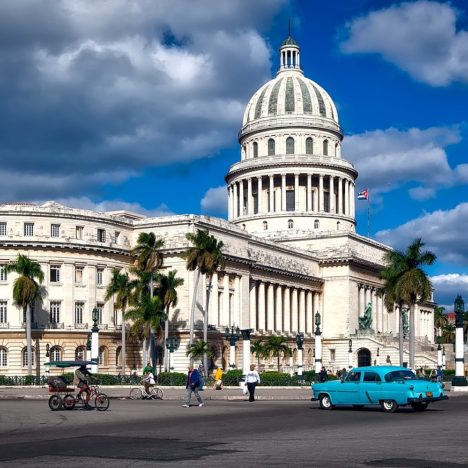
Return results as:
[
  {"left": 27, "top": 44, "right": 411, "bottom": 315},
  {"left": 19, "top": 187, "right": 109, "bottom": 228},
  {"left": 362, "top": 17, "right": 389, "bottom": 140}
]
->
[{"left": 0, "top": 0, "right": 467, "bottom": 308}]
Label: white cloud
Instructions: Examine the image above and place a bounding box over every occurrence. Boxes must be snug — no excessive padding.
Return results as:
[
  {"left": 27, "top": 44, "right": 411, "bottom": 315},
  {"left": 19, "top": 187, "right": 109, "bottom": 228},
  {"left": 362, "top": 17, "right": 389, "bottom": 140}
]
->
[
  {"left": 200, "top": 186, "right": 227, "bottom": 215},
  {"left": 431, "top": 274, "right": 468, "bottom": 308},
  {"left": 340, "top": 1, "right": 468, "bottom": 86}
]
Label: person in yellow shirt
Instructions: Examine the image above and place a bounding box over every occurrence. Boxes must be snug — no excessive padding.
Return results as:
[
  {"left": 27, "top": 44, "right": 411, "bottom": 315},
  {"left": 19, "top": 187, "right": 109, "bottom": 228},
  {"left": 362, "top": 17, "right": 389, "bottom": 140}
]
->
[{"left": 213, "top": 367, "right": 223, "bottom": 390}]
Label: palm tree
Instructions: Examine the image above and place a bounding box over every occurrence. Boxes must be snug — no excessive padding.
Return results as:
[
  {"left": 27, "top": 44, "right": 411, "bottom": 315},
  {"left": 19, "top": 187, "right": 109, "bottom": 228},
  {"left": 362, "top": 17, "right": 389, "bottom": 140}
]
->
[
  {"left": 434, "top": 306, "right": 448, "bottom": 341},
  {"left": 186, "top": 340, "right": 214, "bottom": 367},
  {"left": 442, "top": 323, "right": 455, "bottom": 344},
  {"left": 156, "top": 270, "right": 184, "bottom": 371},
  {"left": 250, "top": 340, "right": 266, "bottom": 369},
  {"left": 381, "top": 238, "right": 436, "bottom": 369},
  {"left": 182, "top": 229, "right": 225, "bottom": 373},
  {"left": 105, "top": 269, "right": 136, "bottom": 376},
  {"left": 264, "top": 336, "right": 292, "bottom": 372},
  {"left": 6, "top": 254, "right": 44, "bottom": 375}
]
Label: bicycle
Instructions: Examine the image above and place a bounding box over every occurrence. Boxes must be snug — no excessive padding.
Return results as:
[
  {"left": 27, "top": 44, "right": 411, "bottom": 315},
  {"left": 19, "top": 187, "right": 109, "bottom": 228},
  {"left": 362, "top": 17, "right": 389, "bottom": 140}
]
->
[
  {"left": 63, "top": 384, "right": 110, "bottom": 411},
  {"left": 129, "top": 385, "right": 164, "bottom": 400}
]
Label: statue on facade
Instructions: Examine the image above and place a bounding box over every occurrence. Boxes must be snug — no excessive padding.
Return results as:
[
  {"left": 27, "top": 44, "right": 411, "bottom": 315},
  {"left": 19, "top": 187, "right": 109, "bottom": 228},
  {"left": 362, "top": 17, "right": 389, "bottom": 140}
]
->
[
  {"left": 358, "top": 302, "right": 373, "bottom": 330},
  {"left": 402, "top": 308, "right": 409, "bottom": 337}
]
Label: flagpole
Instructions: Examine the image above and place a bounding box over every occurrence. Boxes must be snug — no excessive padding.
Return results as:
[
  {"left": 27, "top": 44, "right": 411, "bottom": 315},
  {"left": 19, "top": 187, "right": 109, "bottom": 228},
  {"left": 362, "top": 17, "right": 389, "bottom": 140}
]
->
[{"left": 367, "top": 191, "right": 370, "bottom": 238}]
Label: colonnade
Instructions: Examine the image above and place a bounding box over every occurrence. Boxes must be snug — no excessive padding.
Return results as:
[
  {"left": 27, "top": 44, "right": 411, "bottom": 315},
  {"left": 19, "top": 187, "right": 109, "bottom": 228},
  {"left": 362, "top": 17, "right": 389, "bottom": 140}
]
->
[
  {"left": 357, "top": 284, "right": 387, "bottom": 333},
  {"left": 228, "top": 173, "right": 355, "bottom": 219},
  {"left": 249, "top": 280, "right": 321, "bottom": 335}
]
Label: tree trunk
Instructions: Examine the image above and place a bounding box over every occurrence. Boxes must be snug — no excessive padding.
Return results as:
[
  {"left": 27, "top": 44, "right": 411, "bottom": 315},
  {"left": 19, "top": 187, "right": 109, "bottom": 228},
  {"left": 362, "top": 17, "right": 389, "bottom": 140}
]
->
[
  {"left": 121, "top": 308, "right": 126, "bottom": 376},
  {"left": 203, "top": 274, "right": 212, "bottom": 377},
  {"left": 164, "top": 311, "right": 169, "bottom": 372},
  {"left": 277, "top": 354, "right": 280, "bottom": 372},
  {"left": 409, "top": 303, "right": 416, "bottom": 369},
  {"left": 399, "top": 305, "right": 404, "bottom": 366},
  {"left": 25, "top": 305, "right": 32, "bottom": 375},
  {"left": 189, "top": 271, "right": 201, "bottom": 345}
]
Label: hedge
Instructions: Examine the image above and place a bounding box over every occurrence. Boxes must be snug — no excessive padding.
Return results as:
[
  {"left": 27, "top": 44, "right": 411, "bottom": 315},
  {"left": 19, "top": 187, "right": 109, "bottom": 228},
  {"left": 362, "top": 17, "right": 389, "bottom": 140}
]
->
[{"left": 157, "top": 372, "right": 187, "bottom": 386}]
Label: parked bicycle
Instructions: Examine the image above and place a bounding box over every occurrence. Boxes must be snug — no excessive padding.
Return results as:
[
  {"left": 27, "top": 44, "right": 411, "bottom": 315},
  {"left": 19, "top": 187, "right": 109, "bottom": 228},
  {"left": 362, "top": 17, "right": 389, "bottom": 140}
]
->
[{"left": 129, "top": 385, "right": 164, "bottom": 400}]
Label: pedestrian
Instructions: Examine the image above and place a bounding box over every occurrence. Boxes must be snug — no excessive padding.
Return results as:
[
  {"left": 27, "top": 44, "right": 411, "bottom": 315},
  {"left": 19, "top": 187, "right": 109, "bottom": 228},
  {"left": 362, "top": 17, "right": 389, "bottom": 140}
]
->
[
  {"left": 143, "top": 362, "right": 153, "bottom": 374},
  {"left": 318, "top": 367, "right": 328, "bottom": 383},
  {"left": 245, "top": 364, "right": 261, "bottom": 402},
  {"left": 341, "top": 368, "right": 348, "bottom": 380},
  {"left": 386, "top": 355, "right": 392, "bottom": 365},
  {"left": 213, "top": 366, "right": 223, "bottom": 390},
  {"left": 436, "top": 366, "right": 443, "bottom": 384},
  {"left": 182, "top": 365, "right": 204, "bottom": 407}
]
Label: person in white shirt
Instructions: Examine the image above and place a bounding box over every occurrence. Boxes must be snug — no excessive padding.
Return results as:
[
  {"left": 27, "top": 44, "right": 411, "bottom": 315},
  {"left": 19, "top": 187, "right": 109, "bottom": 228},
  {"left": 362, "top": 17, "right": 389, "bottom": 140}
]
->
[
  {"left": 141, "top": 371, "right": 155, "bottom": 398},
  {"left": 245, "top": 364, "right": 261, "bottom": 402}
]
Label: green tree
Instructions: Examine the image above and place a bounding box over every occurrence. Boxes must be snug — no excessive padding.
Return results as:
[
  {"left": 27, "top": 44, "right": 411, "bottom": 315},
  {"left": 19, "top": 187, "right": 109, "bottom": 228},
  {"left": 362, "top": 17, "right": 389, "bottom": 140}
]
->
[
  {"left": 156, "top": 270, "right": 184, "bottom": 371},
  {"left": 381, "top": 238, "right": 436, "bottom": 369},
  {"left": 182, "top": 229, "right": 225, "bottom": 374},
  {"left": 250, "top": 340, "right": 267, "bottom": 369},
  {"left": 6, "top": 254, "right": 45, "bottom": 375},
  {"left": 442, "top": 323, "right": 455, "bottom": 344},
  {"left": 104, "top": 269, "right": 136, "bottom": 376},
  {"left": 264, "top": 336, "right": 292, "bottom": 372},
  {"left": 186, "top": 340, "right": 214, "bottom": 367},
  {"left": 434, "top": 306, "right": 448, "bottom": 342}
]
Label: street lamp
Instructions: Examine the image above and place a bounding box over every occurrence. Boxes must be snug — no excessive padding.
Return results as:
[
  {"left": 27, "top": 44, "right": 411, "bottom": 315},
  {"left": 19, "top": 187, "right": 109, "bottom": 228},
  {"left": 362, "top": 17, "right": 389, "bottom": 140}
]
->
[
  {"left": 348, "top": 339, "right": 353, "bottom": 369},
  {"left": 225, "top": 325, "right": 241, "bottom": 369},
  {"left": 314, "top": 311, "right": 322, "bottom": 374},
  {"left": 452, "top": 295, "right": 467, "bottom": 388},
  {"left": 437, "top": 336, "right": 443, "bottom": 369},
  {"left": 376, "top": 347, "right": 380, "bottom": 366},
  {"left": 296, "top": 333, "right": 304, "bottom": 378},
  {"left": 166, "top": 337, "right": 178, "bottom": 372},
  {"left": 90, "top": 307, "right": 100, "bottom": 373},
  {"left": 45, "top": 343, "right": 50, "bottom": 373},
  {"left": 241, "top": 329, "right": 253, "bottom": 375}
]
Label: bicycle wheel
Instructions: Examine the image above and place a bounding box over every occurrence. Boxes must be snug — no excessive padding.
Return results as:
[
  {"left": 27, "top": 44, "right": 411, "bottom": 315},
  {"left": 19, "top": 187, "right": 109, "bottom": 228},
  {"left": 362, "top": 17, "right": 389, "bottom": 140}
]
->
[
  {"left": 48, "top": 394, "right": 62, "bottom": 411},
  {"left": 95, "top": 393, "right": 110, "bottom": 411},
  {"left": 152, "top": 387, "right": 164, "bottom": 400},
  {"left": 62, "top": 394, "right": 76, "bottom": 410},
  {"left": 129, "top": 388, "right": 142, "bottom": 400}
]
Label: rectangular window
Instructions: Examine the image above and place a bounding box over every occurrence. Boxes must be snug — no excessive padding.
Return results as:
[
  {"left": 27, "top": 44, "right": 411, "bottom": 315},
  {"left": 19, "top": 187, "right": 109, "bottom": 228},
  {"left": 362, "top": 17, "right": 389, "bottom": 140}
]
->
[
  {"left": 0, "top": 265, "right": 7, "bottom": 282},
  {"left": 76, "top": 226, "right": 84, "bottom": 239},
  {"left": 50, "top": 265, "right": 61, "bottom": 283},
  {"left": 0, "top": 222, "right": 6, "bottom": 236},
  {"left": 330, "top": 349, "right": 336, "bottom": 361},
  {"left": 50, "top": 224, "right": 60, "bottom": 238},
  {"left": 24, "top": 223, "right": 34, "bottom": 236},
  {"left": 75, "top": 302, "right": 84, "bottom": 324},
  {"left": 97, "top": 228, "right": 106, "bottom": 242},
  {"left": 96, "top": 303, "right": 103, "bottom": 324},
  {"left": 96, "top": 268, "right": 104, "bottom": 286},
  {"left": 286, "top": 190, "right": 295, "bottom": 211},
  {"left": 50, "top": 302, "right": 60, "bottom": 323},
  {"left": 75, "top": 266, "right": 83, "bottom": 284},
  {"left": 0, "top": 301, "right": 7, "bottom": 323},
  {"left": 114, "top": 231, "right": 120, "bottom": 244}
]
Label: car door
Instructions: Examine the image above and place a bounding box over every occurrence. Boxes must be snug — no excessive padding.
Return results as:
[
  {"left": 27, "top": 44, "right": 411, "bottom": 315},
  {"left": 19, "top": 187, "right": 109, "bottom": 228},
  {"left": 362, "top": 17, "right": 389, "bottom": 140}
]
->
[
  {"left": 360, "top": 371, "right": 383, "bottom": 404},
  {"left": 333, "top": 371, "right": 361, "bottom": 404}
]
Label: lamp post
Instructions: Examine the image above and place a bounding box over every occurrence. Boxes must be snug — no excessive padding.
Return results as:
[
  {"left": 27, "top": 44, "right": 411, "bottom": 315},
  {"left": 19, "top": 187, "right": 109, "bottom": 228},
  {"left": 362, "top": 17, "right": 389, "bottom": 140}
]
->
[
  {"left": 442, "top": 346, "right": 446, "bottom": 370},
  {"left": 314, "top": 311, "right": 322, "bottom": 374},
  {"left": 45, "top": 344, "right": 50, "bottom": 374},
  {"left": 91, "top": 306, "right": 100, "bottom": 374},
  {"left": 225, "top": 325, "right": 241, "bottom": 369},
  {"left": 437, "top": 337, "right": 443, "bottom": 369},
  {"left": 452, "top": 295, "right": 467, "bottom": 389},
  {"left": 165, "top": 337, "right": 178, "bottom": 372},
  {"left": 241, "top": 329, "right": 253, "bottom": 375},
  {"left": 348, "top": 339, "right": 353, "bottom": 369},
  {"left": 296, "top": 333, "right": 304, "bottom": 378},
  {"left": 376, "top": 347, "right": 380, "bottom": 366}
]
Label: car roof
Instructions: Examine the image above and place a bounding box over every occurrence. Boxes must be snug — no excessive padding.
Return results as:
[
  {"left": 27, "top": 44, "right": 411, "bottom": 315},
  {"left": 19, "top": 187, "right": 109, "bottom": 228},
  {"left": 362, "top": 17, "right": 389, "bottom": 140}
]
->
[{"left": 350, "top": 366, "right": 412, "bottom": 374}]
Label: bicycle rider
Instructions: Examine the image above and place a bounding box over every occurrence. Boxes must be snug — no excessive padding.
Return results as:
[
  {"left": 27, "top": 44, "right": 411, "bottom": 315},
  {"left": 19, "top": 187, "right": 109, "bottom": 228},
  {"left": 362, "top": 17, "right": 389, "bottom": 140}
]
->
[
  {"left": 141, "top": 370, "right": 155, "bottom": 398},
  {"left": 75, "top": 364, "right": 93, "bottom": 408}
]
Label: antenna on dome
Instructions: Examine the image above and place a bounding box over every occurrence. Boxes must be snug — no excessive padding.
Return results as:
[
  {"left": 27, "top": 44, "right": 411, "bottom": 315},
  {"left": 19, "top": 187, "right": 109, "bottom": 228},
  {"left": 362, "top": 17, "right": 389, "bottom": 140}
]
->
[{"left": 288, "top": 18, "right": 291, "bottom": 37}]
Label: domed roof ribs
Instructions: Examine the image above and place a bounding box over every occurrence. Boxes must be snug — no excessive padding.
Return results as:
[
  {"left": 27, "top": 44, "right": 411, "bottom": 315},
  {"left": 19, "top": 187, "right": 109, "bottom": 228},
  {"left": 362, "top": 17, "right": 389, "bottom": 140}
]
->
[
  {"left": 285, "top": 77, "right": 295, "bottom": 113},
  {"left": 311, "top": 84, "right": 327, "bottom": 117},
  {"left": 254, "top": 86, "right": 268, "bottom": 119},
  {"left": 297, "top": 78, "right": 312, "bottom": 114},
  {"left": 268, "top": 78, "right": 283, "bottom": 115}
]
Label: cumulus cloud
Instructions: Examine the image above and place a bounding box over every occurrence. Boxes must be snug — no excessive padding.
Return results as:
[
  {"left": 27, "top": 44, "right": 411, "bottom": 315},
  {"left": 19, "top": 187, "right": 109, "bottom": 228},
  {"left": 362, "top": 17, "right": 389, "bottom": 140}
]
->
[
  {"left": 340, "top": 1, "right": 468, "bottom": 86},
  {"left": 431, "top": 273, "right": 468, "bottom": 308},
  {"left": 200, "top": 186, "right": 228, "bottom": 215},
  {"left": 344, "top": 126, "right": 463, "bottom": 199},
  {"left": 375, "top": 202, "right": 468, "bottom": 265},
  {"left": 0, "top": 0, "right": 286, "bottom": 201}
]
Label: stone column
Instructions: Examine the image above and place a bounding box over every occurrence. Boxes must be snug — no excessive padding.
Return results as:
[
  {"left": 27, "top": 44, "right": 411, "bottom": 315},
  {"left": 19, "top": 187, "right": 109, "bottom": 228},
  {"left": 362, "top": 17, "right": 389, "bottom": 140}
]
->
[
  {"left": 276, "top": 285, "right": 283, "bottom": 332},
  {"left": 338, "top": 177, "right": 343, "bottom": 215},
  {"left": 284, "top": 287, "right": 291, "bottom": 333},
  {"left": 281, "top": 174, "right": 286, "bottom": 211},
  {"left": 258, "top": 176, "right": 263, "bottom": 213},
  {"left": 306, "top": 291, "right": 313, "bottom": 334},
  {"left": 291, "top": 289, "right": 298, "bottom": 332},
  {"left": 222, "top": 274, "right": 230, "bottom": 327},
  {"left": 233, "top": 183, "right": 238, "bottom": 218},
  {"left": 241, "top": 329, "right": 253, "bottom": 375},
  {"left": 294, "top": 173, "right": 299, "bottom": 211},
  {"left": 319, "top": 174, "right": 324, "bottom": 212},
  {"left": 307, "top": 174, "right": 312, "bottom": 212},
  {"left": 299, "top": 289, "right": 306, "bottom": 332},
  {"left": 269, "top": 176, "right": 274, "bottom": 212},
  {"left": 227, "top": 185, "right": 232, "bottom": 219},
  {"left": 249, "top": 280, "right": 257, "bottom": 331},
  {"left": 350, "top": 182, "right": 355, "bottom": 218},
  {"left": 212, "top": 272, "right": 219, "bottom": 327},
  {"left": 330, "top": 175, "right": 335, "bottom": 213},
  {"left": 234, "top": 275, "right": 240, "bottom": 326},
  {"left": 258, "top": 282, "right": 266, "bottom": 331},
  {"left": 344, "top": 179, "right": 349, "bottom": 216},
  {"left": 267, "top": 283, "right": 275, "bottom": 332},
  {"left": 239, "top": 180, "right": 244, "bottom": 216},
  {"left": 247, "top": 178, "right": 252, "bottom": 215}
]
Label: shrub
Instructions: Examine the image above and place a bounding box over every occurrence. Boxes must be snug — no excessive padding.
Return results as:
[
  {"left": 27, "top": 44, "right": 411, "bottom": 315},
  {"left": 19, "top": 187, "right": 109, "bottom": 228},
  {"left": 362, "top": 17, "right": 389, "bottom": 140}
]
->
[
  {"left": 260, "top": 371, "right": 295, "bottom": 386},
  {"left": 157, "top": 372, "right": 187, "bottom": 386},
  {"left": 302, "top": 370, "right": 316, "bottom": 383},
  {"left": 222, "top": 369, "right": 243, "bottom": 385}
]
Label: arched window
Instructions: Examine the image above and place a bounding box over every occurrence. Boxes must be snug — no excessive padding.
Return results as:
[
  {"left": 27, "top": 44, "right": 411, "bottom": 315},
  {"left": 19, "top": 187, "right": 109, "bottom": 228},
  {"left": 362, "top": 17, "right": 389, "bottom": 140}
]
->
[
  {"left": 75, "top": 346, "right": 86, "bottom": 361},
  {"left": 116, "top": 346, "right": 122, "bottom": 367},
  {"left": 0, "top": 347, "right": 7, "bottom": 367},
  {"left": 22, "top": 347, "right": 35, "bottom": 367},
  {"left": 286, "top": 137, "right": 295, "bottom": 154},
  {"left": 306, "top": 137, "right": 313, "bottom": 155},
  {"left": 99, "top": 346, "right": 108, "bottom": 366},
  {"left": 268, "top": 138, "right": 275, "bottom": 156},
  {"left": 314, "top": 219, "right": 319, "bottom": 229},
  {"left": 253, "top": 142, "right": 258, "bottom": 158},
  {"left": 323, "top": 139, "right": 329, "bottom": 156},
  {"left": 50, "top": 346, "right": 62, "bottom": 362},
  {"left": 263, "top": 221, "right": 268, "bottom": 231},
  {"left": 288, "top": 219, "right": 294, "bottom": 229}
]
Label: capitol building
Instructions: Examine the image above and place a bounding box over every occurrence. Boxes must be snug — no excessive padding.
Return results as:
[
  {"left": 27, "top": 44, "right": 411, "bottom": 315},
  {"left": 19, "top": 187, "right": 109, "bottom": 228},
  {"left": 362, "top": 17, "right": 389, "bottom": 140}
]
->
[{"left": 0, "top": 36, "right": 437, "bottom": 376}]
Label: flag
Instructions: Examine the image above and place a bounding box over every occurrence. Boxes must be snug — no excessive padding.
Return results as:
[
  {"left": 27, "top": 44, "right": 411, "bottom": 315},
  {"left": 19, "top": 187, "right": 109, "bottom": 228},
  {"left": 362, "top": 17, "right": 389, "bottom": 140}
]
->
[{"left": 357, "top": 189, "right": 368, "bottom": 200}]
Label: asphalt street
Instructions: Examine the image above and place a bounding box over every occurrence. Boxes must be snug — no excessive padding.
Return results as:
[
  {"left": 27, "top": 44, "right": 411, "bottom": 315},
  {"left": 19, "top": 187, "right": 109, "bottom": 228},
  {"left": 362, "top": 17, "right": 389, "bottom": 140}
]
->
[{"left": 0, "top": 396, "right": 467, "bottom": 467}]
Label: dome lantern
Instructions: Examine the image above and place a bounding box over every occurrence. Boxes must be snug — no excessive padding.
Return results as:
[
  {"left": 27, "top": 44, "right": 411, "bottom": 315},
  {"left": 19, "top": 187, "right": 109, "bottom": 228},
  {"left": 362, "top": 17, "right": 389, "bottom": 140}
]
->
[{"left": 278, "top": 35, "right": 302, "bottom": 74}]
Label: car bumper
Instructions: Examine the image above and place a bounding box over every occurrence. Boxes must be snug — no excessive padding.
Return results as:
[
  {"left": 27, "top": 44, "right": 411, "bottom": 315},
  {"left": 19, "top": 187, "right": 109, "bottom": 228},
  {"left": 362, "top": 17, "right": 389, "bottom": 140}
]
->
[{"left": 407, "top": 395, "right": 448, "bottom": 404}]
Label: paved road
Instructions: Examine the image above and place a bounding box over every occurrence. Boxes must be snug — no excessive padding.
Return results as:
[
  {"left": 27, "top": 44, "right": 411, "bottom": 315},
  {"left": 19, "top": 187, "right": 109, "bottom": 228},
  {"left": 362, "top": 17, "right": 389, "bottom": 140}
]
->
[{"left": 0, "top": 396, "right": 467, "bottom": 467}]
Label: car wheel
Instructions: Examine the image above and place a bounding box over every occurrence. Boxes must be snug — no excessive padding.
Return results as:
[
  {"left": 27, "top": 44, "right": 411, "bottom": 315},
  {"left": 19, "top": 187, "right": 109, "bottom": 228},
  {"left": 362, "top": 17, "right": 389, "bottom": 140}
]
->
[
  {"left": 380, "top": 399, "right": 398, "bottom": 413},
  {"left": 411, "top": 402, "right": 428, "bottom": 412},
  {"left": 319, "top": 394, "right": 333, "bottom": 410}
]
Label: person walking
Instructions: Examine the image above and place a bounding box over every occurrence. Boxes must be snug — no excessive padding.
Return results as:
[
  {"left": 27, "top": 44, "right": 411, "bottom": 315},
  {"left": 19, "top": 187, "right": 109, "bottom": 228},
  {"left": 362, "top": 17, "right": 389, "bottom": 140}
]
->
[
  {"left": 213, "top": 367, "right": 223, "bottom": 390},
  {"left": 183, "top": 365, "right": 204, "bottom": 407},
  {"left": 318, "top": 367, "right": 328, "bottom": 383},
  {"left": 245, "top": 364, "right": 261, "bottom": 402}
]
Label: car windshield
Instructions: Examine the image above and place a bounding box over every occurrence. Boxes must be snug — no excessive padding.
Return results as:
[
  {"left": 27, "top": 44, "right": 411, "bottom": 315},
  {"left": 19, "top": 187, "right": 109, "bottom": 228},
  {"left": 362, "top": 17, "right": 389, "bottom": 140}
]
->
[{"left": 384, "top": 370, "right": 416, "bottom": 382}]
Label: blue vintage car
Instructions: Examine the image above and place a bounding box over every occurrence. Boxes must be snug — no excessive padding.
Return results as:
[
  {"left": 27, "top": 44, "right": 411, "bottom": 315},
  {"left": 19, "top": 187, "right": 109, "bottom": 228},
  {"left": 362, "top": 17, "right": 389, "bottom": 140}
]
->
[{"left": 312, "top": 366, "right": 448, "bottom": 412}]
